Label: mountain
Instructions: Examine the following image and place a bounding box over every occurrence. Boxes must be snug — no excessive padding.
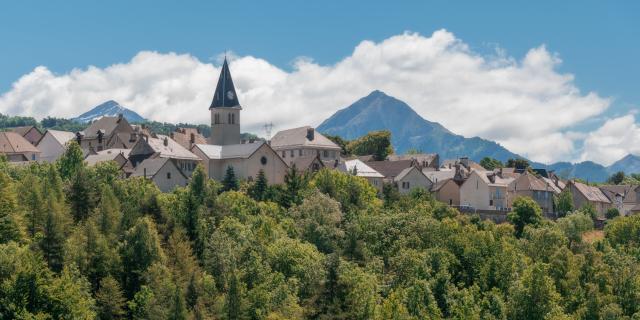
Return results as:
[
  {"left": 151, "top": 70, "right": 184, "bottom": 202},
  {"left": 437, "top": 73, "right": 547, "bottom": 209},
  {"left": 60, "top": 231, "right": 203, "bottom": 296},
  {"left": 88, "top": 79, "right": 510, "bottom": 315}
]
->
[
  {"left": 318, "top": 90, "right": 526, "bottom": 162},
  {"left": 317, "top": 90, "right": 640, "bottom": 182},
  {"left": 72, "top": 100, "right": 146, "bottom": 123}
]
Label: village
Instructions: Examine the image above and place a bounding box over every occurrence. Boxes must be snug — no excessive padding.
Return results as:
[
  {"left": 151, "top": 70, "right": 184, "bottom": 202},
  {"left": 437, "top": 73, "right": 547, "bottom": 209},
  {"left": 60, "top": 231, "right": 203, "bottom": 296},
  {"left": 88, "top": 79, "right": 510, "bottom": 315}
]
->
[{"left": 0, "top": 58, "right": 635, "bottom": 226}]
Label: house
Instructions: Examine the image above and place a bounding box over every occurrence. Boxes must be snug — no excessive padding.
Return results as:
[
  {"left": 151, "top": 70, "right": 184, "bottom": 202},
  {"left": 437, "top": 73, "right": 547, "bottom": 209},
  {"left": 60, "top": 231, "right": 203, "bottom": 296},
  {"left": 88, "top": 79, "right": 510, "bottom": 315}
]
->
[
  {"left": 10, "top": 126, "right": 43, "bottom": 146},
  {"left": 599, "top": 185, "right": 638, "bottom": 216},
  {"left": 270, "top": 126, "right": 342, "bottom": 165},
  {"left": 0, "top": 132, "right": 41, "bottom": 162},
  {"left": 36, "top": 130, "right": 76, "bottom": 163},
  {"left": 367, "top": 159, "right": 416, "bottom": 181},
  {"left": 191, "top": 141, "right": 288, "bottom": 184},
  {"left": 85, "top": 149, "right": 130, "bottom": 167},
  {"left": 129, "top": 134, "right": 201, "bottom": 178},
  {"left": 291, "top": 154, "right": 325, "bottom": 173},
  {"left": 170, "top": 127, "right": 207, "bottom": 150},
  {"left": 507, "top": 172, "right": 557, "bottom": 214},
  {"left": 394, "top": 166, "right": 433, "bottom": 194},
  {"left": 388, "top": 153, "right": 439, "bottom": 170},
  {"left": 441, "top": 157, "right": 484, "bottom": 172},
  {"left": 344, "top": 159, "right": 384, "bottom": 192},
  {"left": 130, "top": 157, "right": 188, "bottom": 192},
  {"left": 566, "top": 180, "right": 611, "bottom": 216},
  {"left": 75, "top": 114, "right": 136, "bottom": 152},
  {"left": 431, "top": 178, "right": 461, "bottom": 206},
  {"left": 460, "top": 169, "right": 510, "bottom": 211}
]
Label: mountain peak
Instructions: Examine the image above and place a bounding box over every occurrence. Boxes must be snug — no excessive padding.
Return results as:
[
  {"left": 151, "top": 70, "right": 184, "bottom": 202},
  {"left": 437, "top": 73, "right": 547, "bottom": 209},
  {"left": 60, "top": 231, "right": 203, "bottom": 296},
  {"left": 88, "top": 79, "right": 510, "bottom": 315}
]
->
[{"left": 72, "top": 100, "right": 146, "bottom": 123}]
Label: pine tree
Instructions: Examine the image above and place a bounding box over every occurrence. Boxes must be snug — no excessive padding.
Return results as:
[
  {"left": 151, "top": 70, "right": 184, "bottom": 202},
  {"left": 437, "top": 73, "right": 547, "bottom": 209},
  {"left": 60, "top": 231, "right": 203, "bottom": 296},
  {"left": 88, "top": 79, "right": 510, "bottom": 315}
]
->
[
  {"left": 121, "top": 217, "right": 164, "bottom": 298},
  {"left": 43, "top": 164, "right": 65, "bottom": 204},
  {"left": 169, "top": 285, "right": 188, "bottom": 320},
  {"left": 248, "top": 169, "right": 268, "bottom": 201},
  {"left": 39, "top": 195, "right": 67, "bottom": 272},
  {"left": 18, "top": 173, "right": 46, "bottom": 237},
  {"left": 226, "top": 272, "right": 242, "bottom": 320},
  {"left": 0, "top": 171, "right": 22, "bottom": 243},
  {"left": 95, "top": 276, "right": 126, "bottom": 320},
  {"left": 283, "top": 165, "right": 307, "bottom": 207},
  {"left": 95, "top": 185, "right": 121, "bottom": 236},
  {"left": 222, "top": 166, "right": 239, "bottom": 192},
  {"left": 186, "top": 273, "right": 199, "bottom": 309},
  {"left": 68, "top": 167, "right": 96, "bottom": 222},
  {"left": 58, "top": 141, "right": 85, "bottom": 180}
]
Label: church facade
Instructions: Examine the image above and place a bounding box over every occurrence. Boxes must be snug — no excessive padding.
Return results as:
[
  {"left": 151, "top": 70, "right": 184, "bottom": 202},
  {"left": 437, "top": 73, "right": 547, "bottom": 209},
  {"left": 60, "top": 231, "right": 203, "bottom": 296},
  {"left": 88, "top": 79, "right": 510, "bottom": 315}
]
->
[{"left": 192, "top": 58, "right": 288, "bottom": 184}]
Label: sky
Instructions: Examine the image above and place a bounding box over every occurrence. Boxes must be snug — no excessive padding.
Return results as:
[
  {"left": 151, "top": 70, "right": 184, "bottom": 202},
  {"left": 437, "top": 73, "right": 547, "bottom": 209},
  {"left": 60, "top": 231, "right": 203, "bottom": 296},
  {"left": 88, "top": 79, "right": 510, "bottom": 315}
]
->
[{"left": 0, "top": 1, "right": 638, "bottom": 165}]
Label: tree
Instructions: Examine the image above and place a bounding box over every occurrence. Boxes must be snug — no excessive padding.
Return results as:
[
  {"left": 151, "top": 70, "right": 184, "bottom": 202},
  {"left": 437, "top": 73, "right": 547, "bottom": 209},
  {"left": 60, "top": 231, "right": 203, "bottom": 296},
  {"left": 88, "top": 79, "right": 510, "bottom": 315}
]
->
[
  {"left": 248, "top": 169, "right": 268, "bottom": 201},
  {"left": 68, "top": 167, "right": 97, "bottom": 222},
  {"left": 0, "top": 172, "right": 23, "bottom": 243},
  {"left": 606, "top": 208, "right": 620, "bottom": 219},
  {"left": 480, "top": 157, "right": 504, "bottom": 170},
  {"left": 289, "top": 191, "right": 344, "bottom": 253},
  {"left": 226, "top": 271, "right": 243, "bottom": 320},
  {"left": 168, "top": 285, "right": 188, "bottom": 320},
  {"left": 222, "top": 166, "right": 239, "bottom": 192},
  {"left": 283, "top": 165, "right": 308, "bottom": 207},
  {"left": 505, "top": 158, "right": 530, "bottom": 170},
  {"left": 556, "top": 212, "right": 593, "bottom": 246},
  {"left": 507, "top": 196, "right": 542, "bottom": 237},
  {"left": 347, "top": 130, "right": 393, "bottom": 161},
  {"left": 58, "top": 141, "right": 85, "bottom": 180},
  {"left": 554, "top": 188, "right": 574, "bottom": 218},
  {"left": 120, "top": 217, "right": 164, "bottom": 298},
  {"left": 39, "top": 197, "right": 67, "bottom": 273},
  {"left": 95, "top": 276, "right": 126, "bottom": 320},
  {"left": 508, "top": 263, "right": 562, "bottom": 319},
  {"left": 324, "top": 134, "right": 350, "bottom": 156},
  {"left": 608, "top": 171, "right": 625, "bottom": 185}
]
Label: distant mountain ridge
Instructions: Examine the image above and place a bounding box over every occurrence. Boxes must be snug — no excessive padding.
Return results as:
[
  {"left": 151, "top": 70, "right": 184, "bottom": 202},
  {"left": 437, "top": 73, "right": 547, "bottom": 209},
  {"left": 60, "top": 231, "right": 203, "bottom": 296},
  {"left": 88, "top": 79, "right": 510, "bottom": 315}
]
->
[
  {"left": 72, "top": 100, "right": 146, "bottom": 123},
  {"left": 317, "top": 90, "right": 639, "bottom": 182}
]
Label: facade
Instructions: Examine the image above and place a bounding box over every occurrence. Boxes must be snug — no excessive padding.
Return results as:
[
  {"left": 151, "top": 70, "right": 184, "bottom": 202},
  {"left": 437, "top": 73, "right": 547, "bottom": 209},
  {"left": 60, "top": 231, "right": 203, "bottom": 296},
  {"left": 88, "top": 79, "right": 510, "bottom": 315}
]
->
[
  {"left": 460, "top": 170, "right": 509, "bottom": 211},
  {"left": 11, "top": 126, "right": 43, "bottom": 146},
  {"left": 271, "top": 126, "right": 341, "bottom": 164},
  {"left": 36, "top": 130, "right": 76, "bottom": 163},
  {"left": 128, "top": 134, "right": 201, "bottom": 178},
  {"left": 0, "top": 132, "right": 40, "bottom": 162},
  {"left": 192, "top": 141, "right": 289, "bottom": 184},
  {"left": 599, "top": 185, "right": 638, "bottom": 216},
  {"left": 209, "top": 59, "right": 241, "bottom": 145},
  {"left": 130, "top": 157, "right": 188, "bottom": 192},
  {"left": 394, "top": 166, "right": 433, "bottom": 194},
  {"left": 291, "top": 154, "right": 325, "bottom": 173},
  {"left": 431, "top": 179, "right": 461, "bottom": 206},
  {"left": 344, "top": 159, "right": 384, "bottom": 192},
  {"left": 75, "top": 114, "right": 136, "bottom": 152},
  {"left": 566, "top": 180, "right": 612, "bottom": 216},
  {"left": 507, "top": 173, "right": 558, "bottom": 214}
]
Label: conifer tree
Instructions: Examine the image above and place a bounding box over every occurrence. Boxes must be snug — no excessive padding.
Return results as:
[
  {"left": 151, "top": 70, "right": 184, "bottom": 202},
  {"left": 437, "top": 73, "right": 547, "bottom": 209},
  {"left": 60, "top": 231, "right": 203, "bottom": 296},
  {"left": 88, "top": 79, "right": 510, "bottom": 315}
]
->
[
  {"left": 68, "top": 167, "right": 96, "bottom": 222},
  {"left": 121, "top": 217, "right": 164, "bottom": 298},
  {"left": 40, "top": 195, "right": 67, "bottom": 272},
  {"left": 18, "top": 173, "right": 46, "bottom": 237},
  {"left": 222, "top": 166, "right": 239, "bottom": 192},
  {"left": 169, "top": 285, "right": 188, "bottom": 320},
  {"left": 43, "top": 164, "right": 65, "bottom": 204},
  {"left": 226, "top": 272, "right": 242, "bottom": 320},
  {"left": 248, "top": 169, "right": 268, "bottom": 201},
  {"left": 58, "top": 141, "right": 85, "bottom": 180},
  {"left": 0, "top": 171, "right": 22, "bottom": 243},
  {"left": 95, "top": 185, "right": 121, "bottom": 236},
  {"left": 95, "top": 276, "right": 126, "bottom": 320},
  {"left": 283, "top": 164, "right": 307, "bottom": 207}
]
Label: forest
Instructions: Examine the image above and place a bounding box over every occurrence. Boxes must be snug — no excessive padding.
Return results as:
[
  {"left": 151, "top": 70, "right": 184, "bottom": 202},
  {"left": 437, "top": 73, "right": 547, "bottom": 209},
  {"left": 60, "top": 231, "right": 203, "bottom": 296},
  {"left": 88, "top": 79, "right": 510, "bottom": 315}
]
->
[{"left": 2, "top": 142, "right": 640, "bottom": 320}]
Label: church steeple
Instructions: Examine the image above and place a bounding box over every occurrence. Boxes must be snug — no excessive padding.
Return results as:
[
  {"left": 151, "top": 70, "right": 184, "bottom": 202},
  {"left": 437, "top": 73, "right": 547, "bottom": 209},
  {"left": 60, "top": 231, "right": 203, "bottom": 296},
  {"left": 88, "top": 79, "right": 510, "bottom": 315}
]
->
[{"left": 210, "top": 58, "right": 240, "bottom": 109}]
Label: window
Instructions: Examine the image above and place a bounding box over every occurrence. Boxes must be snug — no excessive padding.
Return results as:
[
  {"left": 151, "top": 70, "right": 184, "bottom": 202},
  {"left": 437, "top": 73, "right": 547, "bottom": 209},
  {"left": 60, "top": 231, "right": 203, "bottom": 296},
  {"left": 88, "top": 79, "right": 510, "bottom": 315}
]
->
[
  {"left": 489, "top": 199, "right": 494, "bottom": 206},
  {"left": 232, "top": 113, "right": 235, "bottom": 124},
  {"left": 167, "top": 172, "right": 171, "bottom": 179},
  {"left": 299, "top": 149, "right": 303, "bottom": 156},
  {"left": 449, "top": 199, "right": 453, "bottom": 205},
  {"left": 214, "top": 113, "right": 220, "bottom": 124},
  {"left": 282, "top": 151, "right": 286, "bottom": 158},
  {"left": 402, "top": 182, "right": 410, "bottom": 189},
  {"left": 323, "top": 150, "right": 329, "bottom": 157},
  {"left": 260, "top": 156, "right": 267, "bottom": 165},
  {"left": 31, "top": 154, "right": 36, "bottom": 161},
  {"left": 290, "top": 150, "right": 294, "bottom": 157}
]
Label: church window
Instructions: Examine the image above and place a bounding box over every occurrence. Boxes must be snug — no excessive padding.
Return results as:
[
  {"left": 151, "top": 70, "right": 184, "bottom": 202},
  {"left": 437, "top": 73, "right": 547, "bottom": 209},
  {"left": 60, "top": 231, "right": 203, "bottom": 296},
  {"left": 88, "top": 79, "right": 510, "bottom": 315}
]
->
[{"left": 215, "top": 114, "right": 220, "bottom": 124}]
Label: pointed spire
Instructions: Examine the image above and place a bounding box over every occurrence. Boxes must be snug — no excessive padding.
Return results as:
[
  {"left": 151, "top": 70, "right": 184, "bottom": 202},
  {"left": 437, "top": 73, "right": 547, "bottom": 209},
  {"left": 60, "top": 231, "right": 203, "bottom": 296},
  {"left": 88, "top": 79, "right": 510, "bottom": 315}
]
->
[{"left": 210, "top": 58, "right": 240, "bottom": 109}]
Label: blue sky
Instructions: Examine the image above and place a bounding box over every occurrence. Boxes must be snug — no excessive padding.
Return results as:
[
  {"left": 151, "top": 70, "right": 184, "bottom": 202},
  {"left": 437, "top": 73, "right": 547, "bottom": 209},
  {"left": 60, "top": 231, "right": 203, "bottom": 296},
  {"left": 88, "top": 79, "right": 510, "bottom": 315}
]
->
[{"left": 0, "top": 1, "right": 638, "bottom": 164}]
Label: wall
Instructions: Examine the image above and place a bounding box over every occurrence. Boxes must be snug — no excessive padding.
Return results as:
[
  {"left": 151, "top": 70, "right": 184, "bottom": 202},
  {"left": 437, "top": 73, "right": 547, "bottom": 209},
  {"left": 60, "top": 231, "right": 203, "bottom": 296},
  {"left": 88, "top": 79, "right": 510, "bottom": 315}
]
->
[
  {"left": 396, "top": 167, "right": 432, "bottom": 195},
  {"left": 151, "top": 161, "right": 188, "bottom": 192},
  {"left": 435, "top": 180, "right": 460, "bottom": 206},
  {"left": 37, "top": 133, "right": 65, "bottom": 163},
  {"left": 460, "top": 171, "right": 490, "bottom": 210}
]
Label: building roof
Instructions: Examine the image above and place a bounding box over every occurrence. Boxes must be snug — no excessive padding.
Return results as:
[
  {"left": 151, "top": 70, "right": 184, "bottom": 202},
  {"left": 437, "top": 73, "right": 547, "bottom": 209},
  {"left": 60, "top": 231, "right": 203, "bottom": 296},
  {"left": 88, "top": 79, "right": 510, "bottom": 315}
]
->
[
  {"left": 571, "top": 181, "right": 611, "bottom": 203},
  {"left": 291, "top": 154, "right": 324, "bottom": 171},
  {"left": 80, "top": 115, "right": 130, "bottom": 138},
  {"left": 11, "top": 126, "right": 41, "bottom": 137},
  {"left": 367, "top": 159, "right": 415, "bottom": 179},
  {"left": 423, "top": 169, "right": 455, "bottom": 184},
  {"left": 511, "top": 173, "right": 558, "bottom": 193},
  {"left": 599, "top": 185, "right": 638, "bottom": 204},
  {"left": 85, "top": 149, "right": 129, "bottom": 167},
  {"left": 394, "top": 166, "right": 430, "bottom": 183},
  {"left": 194, "top": 141, "right": 265, "bottom": 160},
  {"left": 270, "top": 126, "right": 340, "bottom": 150},
  {"left": 171, "top": 128, "right": 207, "bottom": 149},
  {"left": 42, "top": 130, "right": 76, "bottom": 147},
  {"left": 130, "top": 157, "right": 183, "bottom": 179},
  {"left": 540, "top": 177, "right": 563, "bottom": 194},
  {"left": 431, "top": 178, "right": 456, "bottom": 192},
  {"left": 345, "top": 159, "right": 384, "bottom": 178},
  {"left": 0, "top": 132, "right": 40, "bottom": 154},
  {"left": 388, "top": 153, "right": 438, "bottom": 166},
  {"left": 145, "top": 135, "right": 200, "bottom": 160},
  {"left": 210, "top": 58, "right": 240, "bottom": 108}
]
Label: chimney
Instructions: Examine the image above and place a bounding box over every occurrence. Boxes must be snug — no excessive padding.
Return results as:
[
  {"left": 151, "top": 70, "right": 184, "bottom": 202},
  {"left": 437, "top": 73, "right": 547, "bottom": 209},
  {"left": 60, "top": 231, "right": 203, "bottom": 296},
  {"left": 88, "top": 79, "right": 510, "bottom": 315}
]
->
[
  {"left": 163, "top": 137, "right": 168, "bottom": 146},
  {"left": 306, "top": 127, "right": 315, "bottom": 141},
  {"left": 460, "top": 157, "right": 469, "bottom": 168},
  {"left": 117, "top": 113, "right": 123, "bottom": 122},
  {"left": 143, "top": 168, "right": 147, "bottom": 178},
  {"left": 170, "top": 132, "right": 174, "bottom": 139},
  {"left": 144, "top": 134, "right": 149, "bottom": 142},
  {"left": 190, "top": 133, "right": 195, "bottom": 144}
]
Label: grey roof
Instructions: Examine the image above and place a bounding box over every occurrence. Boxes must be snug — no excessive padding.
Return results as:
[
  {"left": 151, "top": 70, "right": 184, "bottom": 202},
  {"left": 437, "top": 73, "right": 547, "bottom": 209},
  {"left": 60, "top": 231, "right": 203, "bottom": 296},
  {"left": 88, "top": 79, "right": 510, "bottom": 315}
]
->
[
  {"left": 0, "top": 132, "right": 40, "bottom": 154},
  {"left": 270, "top": 126, "right": 340, "bottom": 150},
  {"left": 210, "top": 58, "right": 240, "bottom": 108},
  {"left": 345, "top": 159, "right": 384, "bottom": 178},
  {"left": 130, "top": 157, "right": 185, "bottom": 179},
  {"left": 394, "top": 166, "right": 430, "bottom": 183},
  {"left": 366, "top": 160, "right": 415, "bottom": 179},
  {"left": 43, "top": 130, "right": 76, "bottom": 147},
  {"left": 85, "top": 150, "right": 128, "bottom": 167},
  {"left": 81, "top": 116, "right": 129, "bottom": 138},
  {"left": 599, "top": 185, "right": 638, "bottom": 204},
  {"left": 423, "top": 169, "right": 455, "bottom": 183},
  {"left": 11, "top": 126, "right": 41, "bottom": 137},
  {"left": 571, "top": 181, "right": 611, "bottom": 203},
  {"left": 194, "top": 141, "right": 265, "bottom": 160},
  {"left": 146, "top": 135, "right": 200, "bottom": 160}
]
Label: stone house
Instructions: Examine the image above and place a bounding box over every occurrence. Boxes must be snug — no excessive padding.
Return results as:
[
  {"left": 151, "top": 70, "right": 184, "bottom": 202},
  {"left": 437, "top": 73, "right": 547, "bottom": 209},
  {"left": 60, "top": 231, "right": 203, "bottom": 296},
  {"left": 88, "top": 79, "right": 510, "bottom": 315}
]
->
[
  {"left": 129, "top": 134, "right": 201, "bottom": 178},
  {"left": 566, "top": 180, "right": 611, "bottom": 216},
  {"left": 271, "top": 126, "right": 342, "bottom": 165},
  {"left": 431, "top": 178, "right": 461, "bottom": 206},
  {"left": 599, "top": 185, "right": 638, "bottom": 216},
  {"left": 75, "top": 114, "right": 137, "bottom": 152},
  {"left": 460, "top": 169, "right": 510, "bottom": 211},
  {"left": 394, "top": 166, "right": 433, "bottom": 194},
  {"left": 0, "top": 132, "right": 41, "bottom": 162},
  {"left": 507, "top": 172, "right": 558, "bottom": 214}
]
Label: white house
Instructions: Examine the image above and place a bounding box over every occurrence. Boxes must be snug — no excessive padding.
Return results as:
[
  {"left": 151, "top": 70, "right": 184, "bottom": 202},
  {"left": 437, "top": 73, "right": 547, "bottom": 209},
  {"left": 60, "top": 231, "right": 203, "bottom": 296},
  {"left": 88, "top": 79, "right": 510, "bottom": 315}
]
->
[
  {"left": 345, "top": 159, "right": 384, "bottom": 192},
  {"left": 270, "top": 126, "right": 342, "bottom": 165},
  {"left": 460, "top": 169, "right": 510, "bottom": 211},
  {"left": 37, "top": 130, "right": 76, "bottom": 163}
]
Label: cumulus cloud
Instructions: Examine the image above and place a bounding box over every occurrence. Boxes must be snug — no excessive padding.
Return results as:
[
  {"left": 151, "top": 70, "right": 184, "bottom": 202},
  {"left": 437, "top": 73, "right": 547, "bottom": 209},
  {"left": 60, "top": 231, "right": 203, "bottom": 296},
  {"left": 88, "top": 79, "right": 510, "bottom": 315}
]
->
[
  {"left": 580, "top": 114, "right": 640, "bottom": 166},
  {"left": 0, "top": 29, "right": 626, "bottom": 164}
]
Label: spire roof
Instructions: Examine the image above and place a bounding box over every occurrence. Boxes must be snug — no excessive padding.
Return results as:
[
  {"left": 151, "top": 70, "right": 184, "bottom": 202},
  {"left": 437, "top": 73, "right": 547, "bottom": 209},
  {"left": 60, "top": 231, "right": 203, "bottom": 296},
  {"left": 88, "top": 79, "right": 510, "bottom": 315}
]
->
[{"left": 210, "top": 58, "right": 240, "bottom": 109}]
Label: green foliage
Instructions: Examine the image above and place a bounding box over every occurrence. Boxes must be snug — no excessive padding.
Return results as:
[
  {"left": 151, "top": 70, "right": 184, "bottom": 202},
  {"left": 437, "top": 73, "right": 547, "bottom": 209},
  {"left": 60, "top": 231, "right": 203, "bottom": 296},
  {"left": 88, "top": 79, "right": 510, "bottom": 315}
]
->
[
  {"left": 554, "top": 188, "right": 574, "bottom": 218},
  {"left": 505, "top": 158, "right": 530, "bottom": 170},
  {"left": 95, "top": 276, "right": 126, "bottom": 320},
  {"left": 0, "top": 172, "right": 23, "bottom": 244},
  {"left": 607, "top": 171, "right": 625, "bottom": 185},
  {"left": 347, "top": 130, "right": 393, "bottom": 161},
  {"left": 556, "top": 212, "right": 593, "bottom": 246},
  {"left": 282, "top": 164, "right": 309, "bottom": 208},
  {"left": 324, "top": 134, "right": 350, "bottom": 156},
  {"left": 222, "top": 166, "right": 239, "bottom": 192},
  {"left": 480, "top": 157, "right": 504, "bottom": 170},
  {"left": 248, "top": 169, "right": 269, "bottom": 201},
  {"left": 508, "top": 196, "right": 543, "bottom": 237},
  {"left": 508, "top": 263, "right": 562, "bottom": 319},
  {"left": 606, "top": 207, "right": 620, "bottom": 219},
  {"left": 58, "top": 141, "right": 85, "bottom": 180}
]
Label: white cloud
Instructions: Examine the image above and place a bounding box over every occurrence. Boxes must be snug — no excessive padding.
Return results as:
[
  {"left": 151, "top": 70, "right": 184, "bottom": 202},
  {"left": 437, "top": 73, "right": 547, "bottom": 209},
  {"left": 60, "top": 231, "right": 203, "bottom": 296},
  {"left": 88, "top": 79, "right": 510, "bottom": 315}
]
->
[
  {"left": 0, "top": 29, "right": 625, "bottom": 164},
  {"left": 580, "top": 114, "right": 640, "bottom": 166}
]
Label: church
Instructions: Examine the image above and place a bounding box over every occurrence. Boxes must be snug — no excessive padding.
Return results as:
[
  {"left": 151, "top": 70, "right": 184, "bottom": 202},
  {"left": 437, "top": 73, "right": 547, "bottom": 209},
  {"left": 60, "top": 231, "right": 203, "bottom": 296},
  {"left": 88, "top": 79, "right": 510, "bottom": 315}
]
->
[{"left": 191, "top": 58, "right": 289, "bottom": 184}]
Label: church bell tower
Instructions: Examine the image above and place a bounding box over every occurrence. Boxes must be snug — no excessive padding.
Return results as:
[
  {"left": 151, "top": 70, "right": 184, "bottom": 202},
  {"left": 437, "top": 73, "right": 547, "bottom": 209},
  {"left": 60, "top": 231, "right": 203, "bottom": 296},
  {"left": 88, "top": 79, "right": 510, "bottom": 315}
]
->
[{"left": 209, "top": 58, "right": 241, "bottom": 145}]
